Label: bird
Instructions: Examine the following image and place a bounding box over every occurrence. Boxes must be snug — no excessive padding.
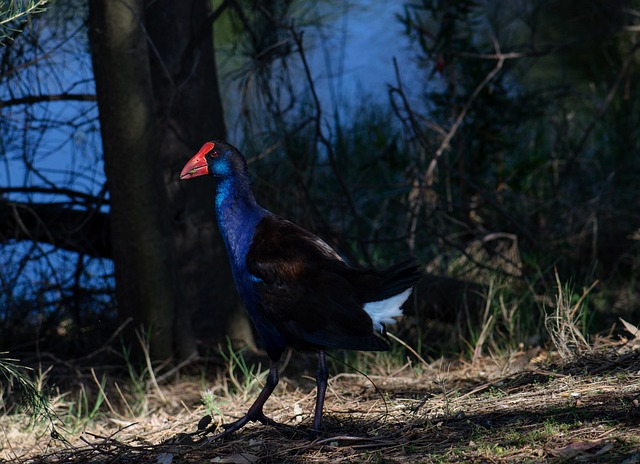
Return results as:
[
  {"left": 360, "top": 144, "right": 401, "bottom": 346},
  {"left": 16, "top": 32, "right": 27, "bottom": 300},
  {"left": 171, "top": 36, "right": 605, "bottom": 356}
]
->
[{"left": 180, "top": 140, "right": 421, "bottom": 438}]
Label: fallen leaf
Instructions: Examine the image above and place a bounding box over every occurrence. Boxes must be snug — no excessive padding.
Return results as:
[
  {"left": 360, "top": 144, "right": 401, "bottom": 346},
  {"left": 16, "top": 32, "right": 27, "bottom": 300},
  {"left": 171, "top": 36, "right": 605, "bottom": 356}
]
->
[
  {"left": 157, "top": 452, "right": 173, "bottom": 464},
  {"left": 548, "top": 440, "right": 612, "bottom": 459},
  {"left": 620, "top": 318, "right": 640, "bottom": 339},
  {"left": 595, "top": 443, "right": 615, "bottom": 455}
]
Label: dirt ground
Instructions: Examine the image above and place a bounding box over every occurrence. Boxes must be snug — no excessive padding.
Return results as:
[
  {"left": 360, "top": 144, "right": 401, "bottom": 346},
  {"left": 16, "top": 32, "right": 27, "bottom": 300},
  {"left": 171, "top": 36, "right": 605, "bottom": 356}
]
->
[{"left": 2, "top": 347, "right": 640, "bottom": 464}]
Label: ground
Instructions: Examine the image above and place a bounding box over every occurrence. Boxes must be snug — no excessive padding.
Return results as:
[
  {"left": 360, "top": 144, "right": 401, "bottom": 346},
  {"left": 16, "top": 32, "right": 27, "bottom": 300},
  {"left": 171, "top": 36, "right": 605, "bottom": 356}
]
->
[{"left": 2, "top": 346, "right": 640, "bottom": 463}]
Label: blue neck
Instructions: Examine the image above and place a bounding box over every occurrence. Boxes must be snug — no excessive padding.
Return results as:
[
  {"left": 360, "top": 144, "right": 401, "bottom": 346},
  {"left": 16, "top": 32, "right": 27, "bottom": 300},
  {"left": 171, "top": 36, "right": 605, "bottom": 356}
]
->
[
  {"left": 215, "top": 171, "right": 287, "bottom": 359},
  {"left": 215, "top": 175, "right": 265, "bottom": 274}
]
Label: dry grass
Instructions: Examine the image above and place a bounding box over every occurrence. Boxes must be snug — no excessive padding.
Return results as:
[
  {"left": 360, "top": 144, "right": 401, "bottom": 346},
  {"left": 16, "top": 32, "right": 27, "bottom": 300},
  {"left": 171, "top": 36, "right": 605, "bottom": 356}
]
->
[
  {"left": 545, "top": 270, "right": 599, "bottom": 361},
  {"left": 2, "top": 341, "right": 640, "bottom": 464}
]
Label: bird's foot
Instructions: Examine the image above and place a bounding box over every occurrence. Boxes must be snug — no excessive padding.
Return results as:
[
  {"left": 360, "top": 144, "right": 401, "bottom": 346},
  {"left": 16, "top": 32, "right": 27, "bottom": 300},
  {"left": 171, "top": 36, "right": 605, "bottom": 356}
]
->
[
  {"left": 190, "top": 410, "right": 279, "bottom": 443},
  {"left": 221, "top": 410, "right": 277, "bottom": 431},
  {"left": 249, "top": 410, "right": 277, "bottom": 427}
]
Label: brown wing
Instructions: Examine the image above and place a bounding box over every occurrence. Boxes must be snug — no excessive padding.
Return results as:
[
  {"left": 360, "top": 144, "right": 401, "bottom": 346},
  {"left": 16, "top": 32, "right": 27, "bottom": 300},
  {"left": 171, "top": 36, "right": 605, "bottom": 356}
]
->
[{"left": 246, "top": 215, "right": 389, "bottom": 351}]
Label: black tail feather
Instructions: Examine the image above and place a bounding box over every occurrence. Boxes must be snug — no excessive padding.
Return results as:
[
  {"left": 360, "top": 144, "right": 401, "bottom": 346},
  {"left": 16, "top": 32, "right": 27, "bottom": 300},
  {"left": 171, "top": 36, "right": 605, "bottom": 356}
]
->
[{"left": 375, "top": 258, "right": 422, "bottom": 301}]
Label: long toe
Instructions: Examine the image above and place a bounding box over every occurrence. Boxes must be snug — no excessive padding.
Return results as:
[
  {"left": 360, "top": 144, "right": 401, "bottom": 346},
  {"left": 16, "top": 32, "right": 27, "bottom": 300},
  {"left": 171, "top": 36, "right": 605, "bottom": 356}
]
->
[
  {"left": 219, "top": 411, "right": 277, "bottom": 431},
  {"left": 254, "top": 411, "right": 278, "bottom": 426},
  {"left": 221, "top": 418, "right": 244, "bottom": 431}
]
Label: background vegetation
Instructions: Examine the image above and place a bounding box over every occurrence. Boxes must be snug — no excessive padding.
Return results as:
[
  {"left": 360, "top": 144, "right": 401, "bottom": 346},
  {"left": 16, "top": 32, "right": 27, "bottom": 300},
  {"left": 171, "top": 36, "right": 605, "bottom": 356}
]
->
[{"left": 1, "top": 1, "right": 640, "bottom": 460}]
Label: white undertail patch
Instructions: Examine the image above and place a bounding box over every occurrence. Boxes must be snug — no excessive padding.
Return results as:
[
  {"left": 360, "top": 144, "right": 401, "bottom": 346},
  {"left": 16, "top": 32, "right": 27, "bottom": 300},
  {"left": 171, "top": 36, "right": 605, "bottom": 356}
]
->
[{"left": 363, "top": 287, "right": 412, "bottom": 333}]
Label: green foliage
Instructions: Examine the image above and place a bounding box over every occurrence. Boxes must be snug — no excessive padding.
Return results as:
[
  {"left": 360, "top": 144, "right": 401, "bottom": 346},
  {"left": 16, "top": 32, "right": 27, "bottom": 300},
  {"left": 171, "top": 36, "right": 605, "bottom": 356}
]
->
[
  {"left": 219, "top": 337, "right": 268, "bottom": 399},
  {"left": 0, "top": 0, "right": 49, "bottom": 44},
  {"left": 231, "top": 0, "right": 640, "bottom": 360},
  {"left": 400, "top": 1, "right": 640, "bottom": 353},
  {"left": 3, "top": 0, "right": 639, "bottom": 363},
  {"left": 0, "top": 353, "right": 53, "bottom": 423}
]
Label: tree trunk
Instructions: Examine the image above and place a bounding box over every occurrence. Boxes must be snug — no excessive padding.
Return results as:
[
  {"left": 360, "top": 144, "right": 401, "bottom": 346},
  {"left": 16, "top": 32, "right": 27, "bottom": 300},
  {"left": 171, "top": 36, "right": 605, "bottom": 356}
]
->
[
  {"left": 89, "top": 0, "right": 251, "bottom": 362},
  {"left": 143, "top": 0, "right": 248, "bottom": 359},
  {"left": 88, "top": 0, "right": 175, "bottom": 361}
]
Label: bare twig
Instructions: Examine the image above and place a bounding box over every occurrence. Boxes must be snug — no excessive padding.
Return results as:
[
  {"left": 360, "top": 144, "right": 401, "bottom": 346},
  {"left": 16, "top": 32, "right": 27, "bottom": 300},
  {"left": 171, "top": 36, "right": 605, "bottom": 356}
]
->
[
  {"left": 398, "top": 37, "right": 508, "bottom": 251},
  {"left": 426, "top": 37, "right": 506, "bottom": 186},
  {"left": 288, "top": 25, "right": 372, "bottom": 264},
  {"left": 135, "top": 330, "right": 167, "bottom": 404},
  {"left": 0, "top": 93, "right": 96, "bottom": 108},
  {"left": 561, "top": 40, "right": 640, "bottom": 177},
  {"left": 387, "top": 332, "right": 430, "bottom": 370}
]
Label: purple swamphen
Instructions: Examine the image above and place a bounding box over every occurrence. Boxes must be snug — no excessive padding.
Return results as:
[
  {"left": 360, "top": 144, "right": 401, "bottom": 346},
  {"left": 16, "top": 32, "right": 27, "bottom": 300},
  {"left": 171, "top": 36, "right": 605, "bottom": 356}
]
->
[{"left": 180, "top": 141, "right": 421, "bottom": 438}]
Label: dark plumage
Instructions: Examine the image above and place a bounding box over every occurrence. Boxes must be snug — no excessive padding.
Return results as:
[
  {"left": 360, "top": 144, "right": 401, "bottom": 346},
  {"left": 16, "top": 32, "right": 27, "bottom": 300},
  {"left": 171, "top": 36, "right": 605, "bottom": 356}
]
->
[{"left": 180, "top": 141, "right": 421, "bottom": 438}]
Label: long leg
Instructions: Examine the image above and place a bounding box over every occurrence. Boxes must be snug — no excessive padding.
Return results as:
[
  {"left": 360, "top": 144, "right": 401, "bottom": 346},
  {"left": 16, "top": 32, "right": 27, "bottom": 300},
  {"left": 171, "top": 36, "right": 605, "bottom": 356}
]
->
[
  {"left": 200, "top": 360, "right": 279, "bottom": 441},
  {"left": 311, "top": 350, "right": 328, "bottom": 436}
]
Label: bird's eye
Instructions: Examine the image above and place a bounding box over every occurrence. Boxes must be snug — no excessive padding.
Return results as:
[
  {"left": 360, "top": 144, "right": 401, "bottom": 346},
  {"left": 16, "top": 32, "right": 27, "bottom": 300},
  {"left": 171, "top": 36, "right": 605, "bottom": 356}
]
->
[{"left": 211, "top": 150, "right": 220, "bottom": 158}]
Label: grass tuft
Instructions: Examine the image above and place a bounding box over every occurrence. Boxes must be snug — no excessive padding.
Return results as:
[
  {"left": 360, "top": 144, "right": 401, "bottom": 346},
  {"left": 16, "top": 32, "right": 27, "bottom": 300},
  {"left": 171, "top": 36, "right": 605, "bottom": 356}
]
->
[
  {"left": 545, "top": 270, "right": 598, "bottom": 361},
  {"left": 219, "top": 337, "right": 268, "bottom": 400}
]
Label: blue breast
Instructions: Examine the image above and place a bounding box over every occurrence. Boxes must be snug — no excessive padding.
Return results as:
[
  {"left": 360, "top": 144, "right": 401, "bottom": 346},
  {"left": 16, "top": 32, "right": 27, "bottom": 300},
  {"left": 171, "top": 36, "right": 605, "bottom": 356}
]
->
[
  {"left": 215, "top": 179, "right": 263, "bottom": 289},
  {"left": 214, "top": 178, "right": 286, "bottom": 357}
]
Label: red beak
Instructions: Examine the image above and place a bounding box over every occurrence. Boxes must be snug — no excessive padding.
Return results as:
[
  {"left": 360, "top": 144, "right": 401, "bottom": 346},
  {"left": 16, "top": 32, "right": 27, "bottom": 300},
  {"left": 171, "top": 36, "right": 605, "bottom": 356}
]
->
[{"left": 180, "top": 142, "right": 215, "bottom": 179}]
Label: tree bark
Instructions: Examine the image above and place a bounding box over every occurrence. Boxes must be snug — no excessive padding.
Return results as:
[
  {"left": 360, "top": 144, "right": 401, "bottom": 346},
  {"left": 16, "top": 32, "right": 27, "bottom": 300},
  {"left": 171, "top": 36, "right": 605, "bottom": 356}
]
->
[
  {"left": 88, "top": 0, "right": 250, "bottom": 362},
  {"left": 88, "top": 0, "right": 175, "bottom": 361},
  {"left": 144, "top": 0, "right": 247, "bottom": 358}
]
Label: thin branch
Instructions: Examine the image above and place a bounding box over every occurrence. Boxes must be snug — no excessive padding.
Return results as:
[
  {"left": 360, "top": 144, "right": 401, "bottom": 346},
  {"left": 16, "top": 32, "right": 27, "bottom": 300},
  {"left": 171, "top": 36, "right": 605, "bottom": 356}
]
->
[
  {"left": 426, "top": 38, "right": 506, "bottom": 186},
  {"left": 400, "top": 37, "right": 507, "bottom": 251},
  {"left": 0, "top": 186, "right": 107, "bottom": 205},
  {"left": 455, "top": 51, "right": 532, "bottom": 60},
  {"left": 0, "top": 93, "right": 96, "bottom": 108},
  {"left": 0, "top": 0, "right": 49, "bottom": 27},
  {"left": 561, "top": 40, "right": 640, "bottom": 178},
  {"left": 288, "top": 26, "right": 372, "bottom": 264},
  {"left": 0, "top": 199, "right": 112, "bottom": 258},
  {"left": 389, "top": 57, "right": 432, "bottom": 146},
  {"left": 175, "top": 0, "right": 232, "bottom": 85}
]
